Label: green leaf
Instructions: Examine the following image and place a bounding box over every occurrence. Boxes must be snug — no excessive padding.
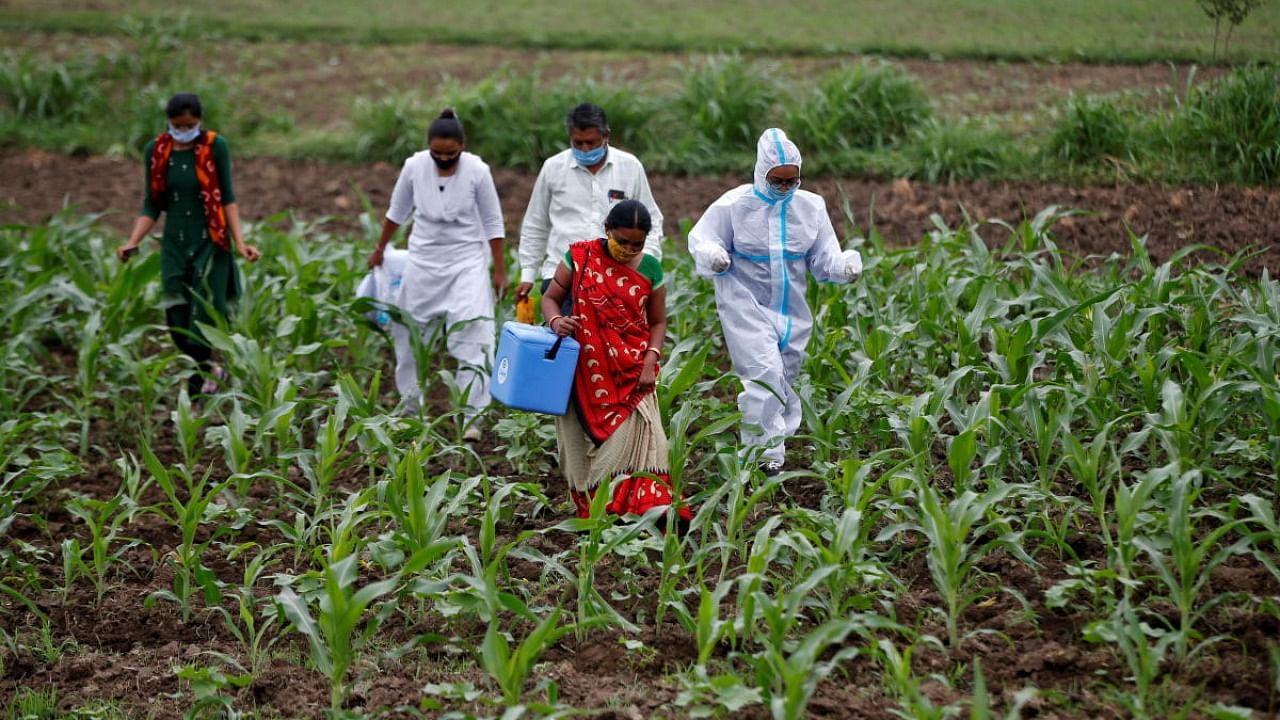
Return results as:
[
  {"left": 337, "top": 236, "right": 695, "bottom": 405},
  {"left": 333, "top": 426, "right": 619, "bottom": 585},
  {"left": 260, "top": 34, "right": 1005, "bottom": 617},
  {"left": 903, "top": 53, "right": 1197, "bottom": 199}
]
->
[
  {"left": 275, "top": 586, "right": 332, "bottom": 676},
  {"left": 1034, "top": 285, "right": 1125, "bottom": 343}
]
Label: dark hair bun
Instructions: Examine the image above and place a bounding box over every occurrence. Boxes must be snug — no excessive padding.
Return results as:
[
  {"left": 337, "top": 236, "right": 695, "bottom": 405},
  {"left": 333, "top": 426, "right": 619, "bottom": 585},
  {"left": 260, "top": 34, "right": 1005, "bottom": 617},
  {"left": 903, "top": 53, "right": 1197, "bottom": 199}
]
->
[{"left": 427, "top": 108, "right": 466, "bottom": 143}]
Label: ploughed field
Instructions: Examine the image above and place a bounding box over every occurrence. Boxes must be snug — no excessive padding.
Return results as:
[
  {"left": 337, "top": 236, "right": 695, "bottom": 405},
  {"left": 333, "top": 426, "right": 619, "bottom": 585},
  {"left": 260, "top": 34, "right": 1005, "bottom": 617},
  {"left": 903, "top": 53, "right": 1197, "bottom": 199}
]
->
[
  {"left": 3, "top": 18, "right": 1280, "bottom": 718},
  {"left": 3, "top": 149, "right": 1280, "bottom": 275},
  {"left": 1, "top": 145, "right": 1278, "bottom": 718}
]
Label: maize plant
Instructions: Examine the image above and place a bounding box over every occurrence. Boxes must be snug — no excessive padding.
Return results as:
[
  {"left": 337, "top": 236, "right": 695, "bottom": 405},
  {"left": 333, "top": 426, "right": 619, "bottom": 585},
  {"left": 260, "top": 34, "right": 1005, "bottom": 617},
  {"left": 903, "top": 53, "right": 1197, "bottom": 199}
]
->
[
  {"left": 878, "top": 480, "right": 1037, "bottom": 648},
  {"left": 1, "top": 203, "right": 1277, "bottom": 717}
]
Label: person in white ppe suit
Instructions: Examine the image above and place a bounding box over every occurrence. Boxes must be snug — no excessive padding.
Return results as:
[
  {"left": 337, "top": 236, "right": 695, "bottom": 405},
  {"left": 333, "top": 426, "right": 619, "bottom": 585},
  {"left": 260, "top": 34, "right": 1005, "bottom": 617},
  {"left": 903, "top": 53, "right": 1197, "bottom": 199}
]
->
[
  {"left": 688, "top": 128, "right": 862, "bottom": 475},
  {"left": 368, "top": 108, "right": 508, "bottom": 440}
]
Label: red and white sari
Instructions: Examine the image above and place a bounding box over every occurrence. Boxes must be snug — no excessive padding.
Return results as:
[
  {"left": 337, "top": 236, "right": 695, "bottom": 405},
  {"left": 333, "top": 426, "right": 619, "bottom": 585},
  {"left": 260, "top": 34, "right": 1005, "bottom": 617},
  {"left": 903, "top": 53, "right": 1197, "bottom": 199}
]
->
[{"left": 556, "top": 240, "right": 694, "bottom": 524}]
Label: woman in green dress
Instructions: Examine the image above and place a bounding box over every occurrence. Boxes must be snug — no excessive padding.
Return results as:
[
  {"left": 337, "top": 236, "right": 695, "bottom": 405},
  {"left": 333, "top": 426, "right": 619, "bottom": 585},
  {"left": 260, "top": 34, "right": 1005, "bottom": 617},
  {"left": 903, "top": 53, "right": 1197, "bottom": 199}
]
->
[{"left": 116, "top": 93, "right": 260, "bottom": 400}]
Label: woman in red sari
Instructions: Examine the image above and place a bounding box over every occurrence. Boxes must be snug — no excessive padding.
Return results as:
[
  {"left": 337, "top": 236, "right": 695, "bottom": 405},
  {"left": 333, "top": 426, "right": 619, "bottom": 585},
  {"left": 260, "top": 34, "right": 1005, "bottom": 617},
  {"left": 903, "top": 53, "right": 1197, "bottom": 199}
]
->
[{"left": 542, "top": 200, "right": 692, "bottom": 526}]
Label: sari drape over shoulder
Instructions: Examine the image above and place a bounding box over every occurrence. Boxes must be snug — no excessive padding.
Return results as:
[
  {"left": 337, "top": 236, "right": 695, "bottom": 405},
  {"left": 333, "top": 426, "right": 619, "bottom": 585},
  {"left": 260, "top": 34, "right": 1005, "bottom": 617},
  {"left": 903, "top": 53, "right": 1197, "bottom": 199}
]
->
[{"left": 568, "top": 240, "right": 657, "bottom": 444}]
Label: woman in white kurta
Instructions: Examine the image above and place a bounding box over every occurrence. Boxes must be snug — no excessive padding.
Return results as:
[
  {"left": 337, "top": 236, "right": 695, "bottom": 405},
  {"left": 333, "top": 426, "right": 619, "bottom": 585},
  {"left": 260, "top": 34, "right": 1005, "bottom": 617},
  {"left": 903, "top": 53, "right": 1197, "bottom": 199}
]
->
[
  {"left": 368, "top": 108, "right": 507, "bottom": 436},
  {"left": 687, "top": 128, "right": 862, "bottom": 474}
]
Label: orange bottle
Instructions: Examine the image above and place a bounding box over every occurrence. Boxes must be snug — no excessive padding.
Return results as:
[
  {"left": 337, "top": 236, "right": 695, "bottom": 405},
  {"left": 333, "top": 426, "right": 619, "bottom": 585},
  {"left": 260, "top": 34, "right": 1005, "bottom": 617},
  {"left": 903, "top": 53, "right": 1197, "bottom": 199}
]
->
[{"left": 515, "top": 296, "right": 535, "bottom": 324}]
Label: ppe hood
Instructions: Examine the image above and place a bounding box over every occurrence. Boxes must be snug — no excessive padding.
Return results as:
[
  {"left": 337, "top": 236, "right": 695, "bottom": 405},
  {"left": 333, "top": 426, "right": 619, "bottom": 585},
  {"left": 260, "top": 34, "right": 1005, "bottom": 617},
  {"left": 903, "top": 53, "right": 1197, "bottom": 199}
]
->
[{"left": 753, "top": 128, "right": 802, "bottom": 198}]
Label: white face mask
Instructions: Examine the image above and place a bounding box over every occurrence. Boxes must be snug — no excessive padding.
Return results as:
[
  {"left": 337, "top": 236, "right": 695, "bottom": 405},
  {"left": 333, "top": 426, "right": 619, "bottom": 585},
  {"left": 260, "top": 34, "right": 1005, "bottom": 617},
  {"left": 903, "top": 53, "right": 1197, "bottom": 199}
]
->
[{"left": 168, "top": 123, "right": 200, "bottom": 143}]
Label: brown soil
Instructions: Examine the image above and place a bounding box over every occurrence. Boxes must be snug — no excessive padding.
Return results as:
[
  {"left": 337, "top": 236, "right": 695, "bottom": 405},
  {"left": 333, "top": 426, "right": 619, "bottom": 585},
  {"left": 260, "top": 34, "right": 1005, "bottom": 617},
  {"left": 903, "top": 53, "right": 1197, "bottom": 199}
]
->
[
  {"left": 4, "top": 413, "right": 1278, "bottom": 719},
  {"left": 3, "top": 146, "right": 1280, "bottom": 717},
  {"left": 3, "top": 148, "right": 1278, "bottom": 274}
]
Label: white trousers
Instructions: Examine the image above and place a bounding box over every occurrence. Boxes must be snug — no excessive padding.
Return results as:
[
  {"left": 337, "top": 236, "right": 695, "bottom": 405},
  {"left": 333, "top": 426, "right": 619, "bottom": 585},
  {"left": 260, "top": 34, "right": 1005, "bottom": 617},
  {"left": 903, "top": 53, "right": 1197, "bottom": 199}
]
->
[
  {"left": 391, "top": 318, "right": 493, "bottom": 416},
  {"left": 728, "top": 336, "right": 804, "bottom": 463},
  {"left": 392, "top": 252, "right": 494, "bottom": 417},
  {"left": 713, "top": 272, "right": 811, "bottom": 465}
]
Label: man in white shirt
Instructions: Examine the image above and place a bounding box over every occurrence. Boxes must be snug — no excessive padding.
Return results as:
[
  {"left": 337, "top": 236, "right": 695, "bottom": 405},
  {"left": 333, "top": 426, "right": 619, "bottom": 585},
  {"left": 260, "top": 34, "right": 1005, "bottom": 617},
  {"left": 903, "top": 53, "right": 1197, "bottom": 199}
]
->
[{"left": 515, "top": 103, "right": 664, "bottom": 306}]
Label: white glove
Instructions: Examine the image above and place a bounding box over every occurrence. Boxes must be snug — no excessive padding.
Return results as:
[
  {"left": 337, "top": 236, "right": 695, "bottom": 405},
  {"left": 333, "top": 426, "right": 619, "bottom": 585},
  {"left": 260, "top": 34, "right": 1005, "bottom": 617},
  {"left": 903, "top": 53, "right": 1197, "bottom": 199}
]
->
[
  {"left": 707, "top": 246, "right": 731, "bottom": 273},
  {"left": 843, "top": 250, "right": 863, "bottom": 282}
]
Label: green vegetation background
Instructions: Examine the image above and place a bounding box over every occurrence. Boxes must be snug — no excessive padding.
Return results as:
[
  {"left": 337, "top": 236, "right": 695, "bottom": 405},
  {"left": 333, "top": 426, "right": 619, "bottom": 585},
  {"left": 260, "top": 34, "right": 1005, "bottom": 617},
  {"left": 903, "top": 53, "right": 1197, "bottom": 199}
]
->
[
  {"left": 3, "top": 0, "right": 1279, "bottom": 63},
  {"left": 0, "top": 3, "right": 1277, "bottom": 185}
]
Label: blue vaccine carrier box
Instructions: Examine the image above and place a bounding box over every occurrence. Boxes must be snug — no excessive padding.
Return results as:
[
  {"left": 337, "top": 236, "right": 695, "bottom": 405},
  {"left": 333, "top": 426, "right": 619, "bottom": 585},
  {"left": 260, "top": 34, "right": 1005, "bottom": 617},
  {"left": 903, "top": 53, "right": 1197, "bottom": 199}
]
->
[{"left": 491, "top": 322, "right": 580, "bottom": 415}]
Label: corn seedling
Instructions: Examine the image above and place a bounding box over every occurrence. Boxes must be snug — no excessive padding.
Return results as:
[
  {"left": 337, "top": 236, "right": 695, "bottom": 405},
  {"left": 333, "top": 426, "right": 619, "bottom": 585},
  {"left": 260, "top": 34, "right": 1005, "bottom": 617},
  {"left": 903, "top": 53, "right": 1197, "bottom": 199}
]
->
[
  {"left": 548, "top": 478, "right": 661, "bottom": 634},
  {"left": 878, "top": 481, "right": 1036, "bottom": 648},
  {"left": 717, "top": 467, "right": 786, "bottom": 583},
  {"left": 691, "top": 579, "right": 735, "bottom": 668},
  {"left": 1109, "top": 466, "right": 1168, "bottom": 586},
  {"left": 1134, "top": 467, "right": 1262, "bottom": 662},
  {"left": 728, "top": 515, "right": 785, "bottom": 651},
  {"left": 206, "top": 397, "right": 254, "bottom": 479},
  {"left": 665, "top": 396, "right": 740, "bottom": 516},
  {"left": 652, "top": 502, "right": 694, "bottom": 631},
  {"left": 480, "top": 606, "right": 599, "bottom": 707},
  {"left": 1085, "top": 599, "right": 1177, "bottom": 719},
  {"left": 796, "top": 381, "right": 860, "bottom": 465},
  {"left": 781, "top": 503, "right": 892, "bottom": 622},
  {"left": 63, "top": 492, "right": 139, "bottom": 606},
  {"left": 105, "top": 331, "right": 175, "bottom": 447},
  {"left": 170, "top": 389, "right": 208, "bottom": 472},
  {"left": 253, "top": 376, "right": 301, "bottom": 475},
  {"left": 877, "top": 637, "right": 950, "bottom": 720},
  {"left": 205, "top": 545, "right": 284, "bottom": 683},
  {"left": 479, "top": 480, "right": 547, "bottom": 570},
  {"left": 199, "top": 325, "right": 296, "bottom": 417},
  {"left": 320, "top": 487, "right": 384, "bottom": 564},
  {"left": 70, "top": 309, "right": 104, "bottom": 456},
  {"left": 276, "top": 551, "right": 403, "bottom": 712},
  {"left": 377, "top": 444, "right": 478, "bottom": 565},
  {"left": 752, "top": 617, "right": 861, "bottom": 720},
  {"left": 141, "top": 442, "right": 235, "bottom": 622},
  {"left": 295, "top": 402, "right": 352, "bottom": 512}
]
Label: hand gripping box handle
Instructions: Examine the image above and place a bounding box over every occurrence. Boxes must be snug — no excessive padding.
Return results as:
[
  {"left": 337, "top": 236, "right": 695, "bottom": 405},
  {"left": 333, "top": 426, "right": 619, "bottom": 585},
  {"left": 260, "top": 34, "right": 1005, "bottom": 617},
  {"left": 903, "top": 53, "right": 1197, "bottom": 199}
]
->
[{"left": 491, "top": 321, "right": 579, "bottom": 415}]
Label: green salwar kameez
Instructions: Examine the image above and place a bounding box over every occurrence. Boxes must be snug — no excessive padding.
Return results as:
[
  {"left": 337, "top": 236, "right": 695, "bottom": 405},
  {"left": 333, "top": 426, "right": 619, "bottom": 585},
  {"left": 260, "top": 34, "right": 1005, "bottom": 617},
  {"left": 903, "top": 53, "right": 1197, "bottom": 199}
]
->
[{"left": 141, "top": 134, "right": 240, "bottom": 396}]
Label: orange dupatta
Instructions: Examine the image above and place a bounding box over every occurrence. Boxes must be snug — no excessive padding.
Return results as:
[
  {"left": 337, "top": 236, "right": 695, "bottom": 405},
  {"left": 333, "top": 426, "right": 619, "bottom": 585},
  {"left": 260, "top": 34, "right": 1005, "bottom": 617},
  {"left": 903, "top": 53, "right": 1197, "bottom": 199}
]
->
[{"left": 149, "top": 130, "right": 230, "bottom": 251}]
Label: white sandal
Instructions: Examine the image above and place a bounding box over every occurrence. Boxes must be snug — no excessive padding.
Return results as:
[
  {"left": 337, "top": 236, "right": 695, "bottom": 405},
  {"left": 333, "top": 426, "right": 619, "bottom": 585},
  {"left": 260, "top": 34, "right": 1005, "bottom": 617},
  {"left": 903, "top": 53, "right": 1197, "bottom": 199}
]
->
[{"left": 200, "top": 365, "right": 229, "bottom": 395}]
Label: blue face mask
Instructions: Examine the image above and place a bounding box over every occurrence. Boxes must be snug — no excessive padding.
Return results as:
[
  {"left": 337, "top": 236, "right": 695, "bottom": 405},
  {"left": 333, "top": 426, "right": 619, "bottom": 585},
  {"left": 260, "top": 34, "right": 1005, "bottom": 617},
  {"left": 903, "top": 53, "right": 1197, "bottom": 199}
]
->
[
  {"left": 763, "top": 174, "right": 801, "bottom": 202},
  {"left": 168, "top": 123, "right": 200, "bottom": 144},
  {"left": 572, "top": 143, "right": 607, "bottom": 167},
  {"left": 764, "top": 184, "right": 796, "bottom": 202}
]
